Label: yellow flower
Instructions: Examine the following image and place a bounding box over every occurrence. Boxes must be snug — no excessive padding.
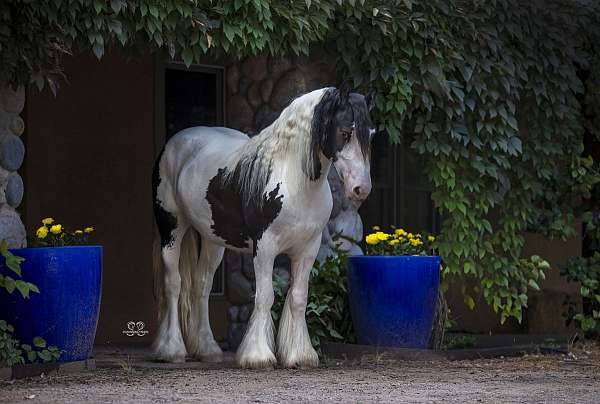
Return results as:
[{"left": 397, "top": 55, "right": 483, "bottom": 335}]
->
[
  {"left": 410, "top": 239, "right": 423, "bottom": 247},
  {"left": 394, "top": 228, "right": 407, "bottom": 236},
  {"left": 36, "top": 226, "right": 48, "bottom": 239},
  {"left": 366, "top": 234, "right": 380, "bottom": 245},
  {"left": 84, "top": 227, "right": 94, "bottom": 233},
  {"left": 372, "top": 226, "right": 380, "bottom": 231},
  {"left": 375, "top": 231, "right": 389, "bottom": 241},
  {"left": 428, "top": 235, "right": 435, "bottom": 242},
  {"left": 74, "top": 230, "right": 83, "bottom": 235},
  {"left": 50, "top": 224, "right": 62, "bottom": 234},
  {"left": 389, "top": 239, "right": 399, "bottom": 246},
  {"left": 407, "top": 232, "right": 414, "bottom": 239},
  {"left": 42, "top": 217, "right": 54, "bottom": 225}
]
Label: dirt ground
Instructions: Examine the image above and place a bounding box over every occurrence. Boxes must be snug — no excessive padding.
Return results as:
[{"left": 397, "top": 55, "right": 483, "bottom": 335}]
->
[{"left": 1, "top": 344, "right": 599, "bottom": 403}]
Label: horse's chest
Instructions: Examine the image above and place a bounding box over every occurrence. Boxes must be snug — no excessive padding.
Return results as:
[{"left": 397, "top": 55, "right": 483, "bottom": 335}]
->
[{"left": 205, "top": 168, "right": 283, "bottom": 254}]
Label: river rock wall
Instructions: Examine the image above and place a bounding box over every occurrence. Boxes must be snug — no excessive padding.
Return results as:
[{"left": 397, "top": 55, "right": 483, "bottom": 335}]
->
[{"left": 0, "top": 85, "right": 26, "bottom": 248}]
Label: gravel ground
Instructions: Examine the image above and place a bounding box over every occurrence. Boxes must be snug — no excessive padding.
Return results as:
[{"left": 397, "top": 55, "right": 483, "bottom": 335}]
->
[{"left": 1, "top": 344, "right": 599, "bottom": 403}]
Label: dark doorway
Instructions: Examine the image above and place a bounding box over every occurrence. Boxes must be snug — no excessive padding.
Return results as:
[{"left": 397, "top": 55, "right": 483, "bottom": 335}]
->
[
  {"left": 164, "top": 66, "right": 224, "bottom": 140},
  {"left": 162, "top": 64, "right": 225, "bottom": 295}
]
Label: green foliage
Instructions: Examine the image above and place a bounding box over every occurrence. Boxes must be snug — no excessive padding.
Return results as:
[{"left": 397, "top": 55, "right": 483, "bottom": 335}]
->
[
  {"left": 272, "top": 252, "right": 353, "bottom": 353},
  {"left": 0, "top": 320, "right": 61, "bottom": 367},
  {"left": 0, "top": 240, "right": 39, "bottom": 299},
  {"left": 562, "top": 253, "right": 600, "bottom": 338},
  {"left": 0, "top": 320, "right": 22, "bottom": 367},
  {"left": 0, "top": 0, "right": 334, "bottom": 91},
  {"left": 332, "top": 0, "right": 600, "bottom": 324},
  {"left": 2, "top": 0, "right": 600, "bottom": 325},
  {"left": 0, "top": 241, "right": 61, "bottom": 366},
  {"left": 444, "top": 334, "right": 476, "bottom": 350}
]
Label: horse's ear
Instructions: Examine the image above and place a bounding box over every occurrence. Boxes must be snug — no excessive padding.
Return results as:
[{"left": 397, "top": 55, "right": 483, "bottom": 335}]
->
[
  {"left": 338, "top": 86, "right": 350, "bottom": 105},
  {"left": 365, "top": 93, "right": 375, "bottom": 111}
]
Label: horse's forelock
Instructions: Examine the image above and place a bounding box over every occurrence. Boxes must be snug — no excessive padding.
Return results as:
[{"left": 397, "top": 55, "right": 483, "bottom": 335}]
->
[
  {"left": 305, "top": 88, "right": 342, "bottom": 180},
  {"left": 350, "top": 97, "right": 372, "bottom": 161}
]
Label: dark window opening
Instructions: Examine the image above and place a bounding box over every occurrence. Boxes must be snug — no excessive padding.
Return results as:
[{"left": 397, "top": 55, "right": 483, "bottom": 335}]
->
[{"left": 360, "top": 134, "right": 441, "bottom": 236}]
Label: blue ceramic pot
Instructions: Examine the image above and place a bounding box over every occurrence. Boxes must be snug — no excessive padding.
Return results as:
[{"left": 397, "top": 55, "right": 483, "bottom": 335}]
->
[
  {"left": 347, "top": 255, "right": 440, "bottom": 349},
  {"left": 0, "top": 246, "right": 102, "bottom": 362}
]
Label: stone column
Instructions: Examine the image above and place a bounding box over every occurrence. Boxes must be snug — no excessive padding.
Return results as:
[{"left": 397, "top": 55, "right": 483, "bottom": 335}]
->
[{"left": 0, "top": 85, "right": 26, "bottom": 248}]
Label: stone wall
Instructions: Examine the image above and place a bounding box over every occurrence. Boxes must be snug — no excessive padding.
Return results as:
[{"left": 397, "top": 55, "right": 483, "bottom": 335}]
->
[
  {"left": 0, "top": 85, "right": 26, "bottom": 248},
  {"left": 223, "top": 52, "right": 340, "bottom": 348}
]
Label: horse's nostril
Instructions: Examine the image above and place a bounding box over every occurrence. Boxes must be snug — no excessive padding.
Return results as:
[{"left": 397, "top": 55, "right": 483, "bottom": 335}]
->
[{"left": 353, "top": 186, "right": 362, "bottom": 197}]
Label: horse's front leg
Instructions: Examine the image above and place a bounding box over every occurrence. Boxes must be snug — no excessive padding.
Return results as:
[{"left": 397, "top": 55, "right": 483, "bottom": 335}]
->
[
  {"left": 277, "top": 235, "right": 320, "bottom": 368},
  {"left": 236, "top": 240, "right": 277, "bottom": 369}
]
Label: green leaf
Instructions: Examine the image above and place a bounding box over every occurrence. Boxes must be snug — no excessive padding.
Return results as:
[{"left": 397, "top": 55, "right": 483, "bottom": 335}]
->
[
  {"left": 181, "top": 48, "right": 193, "bottom": 67},
  {"left": 465, "top": 296, "right": 475, "bottom": 310},
  {"left": 528, "top": 280, "right": 540, "bottom": 291},
  {"left": 33, "top": 336, "right": 46, "bottom": 348}
]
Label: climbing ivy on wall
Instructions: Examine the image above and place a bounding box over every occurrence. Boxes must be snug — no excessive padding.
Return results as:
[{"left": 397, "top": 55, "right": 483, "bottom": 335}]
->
[{"left": 1, "top": 0, "right": 599, "bottom": 324}]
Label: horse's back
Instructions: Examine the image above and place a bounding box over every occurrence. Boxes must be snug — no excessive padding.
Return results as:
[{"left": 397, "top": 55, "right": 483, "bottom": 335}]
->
[{"left": 165, "top": 126, "right": 249, "bottom": 158}]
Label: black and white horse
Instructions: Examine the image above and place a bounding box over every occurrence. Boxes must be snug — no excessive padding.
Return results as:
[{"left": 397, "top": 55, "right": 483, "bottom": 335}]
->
[{"left": 152, "top": 87, "right": 375, "bottom": 369}]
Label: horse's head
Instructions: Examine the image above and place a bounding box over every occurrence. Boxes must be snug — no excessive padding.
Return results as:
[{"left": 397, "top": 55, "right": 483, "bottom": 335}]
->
[{"left": 312, "top": 89, "right": 375, "bottom": 202}]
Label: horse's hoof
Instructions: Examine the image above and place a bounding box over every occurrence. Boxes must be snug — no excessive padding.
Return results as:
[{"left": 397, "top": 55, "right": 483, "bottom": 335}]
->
[
  {"left": 279, "top": 350, "right": 319, "bottom": 369},
  {"left": 153, "top": 342, "right": 187, "bottom": 363},
  {"left": 237, "top": 351, "right": 277, "bottom": 369}
]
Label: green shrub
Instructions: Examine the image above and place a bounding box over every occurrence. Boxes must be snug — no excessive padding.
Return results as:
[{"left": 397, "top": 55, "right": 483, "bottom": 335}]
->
[
  {"left": 562, "top": 252, "right": 600, "bottom": 338},
  {"left": 0, "top": 240, "right": 61, "bottom": 366}
]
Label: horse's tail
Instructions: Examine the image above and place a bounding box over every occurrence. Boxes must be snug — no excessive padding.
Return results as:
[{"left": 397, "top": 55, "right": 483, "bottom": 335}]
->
[
  {"left": 152, "top": 225, "right": 166, "bottom": 322},
  {"left": 152, "top": 147, "right": 201, "bottom": 351},
  {"left": 178, "top": 227, "right": 200, "bottom": 350}
]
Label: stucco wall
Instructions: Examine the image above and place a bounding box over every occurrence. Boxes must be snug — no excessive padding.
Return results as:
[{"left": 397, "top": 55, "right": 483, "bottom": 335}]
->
[{"left": 25, "top": 51, "right": 157, "bottom": 345}]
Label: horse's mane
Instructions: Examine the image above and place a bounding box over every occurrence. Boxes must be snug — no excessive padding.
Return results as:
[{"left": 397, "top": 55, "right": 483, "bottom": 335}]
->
[{"left": 221, "top": 88, "right": 333, "bottom": 208}]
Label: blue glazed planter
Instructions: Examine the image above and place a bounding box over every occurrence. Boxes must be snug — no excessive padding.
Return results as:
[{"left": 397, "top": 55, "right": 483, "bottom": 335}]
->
[
  {"left": 347, "top": 255, "right": 440, "bottom": 349},
  {"left": 0, "top": 246, "right": 102, "bottom": 363}
]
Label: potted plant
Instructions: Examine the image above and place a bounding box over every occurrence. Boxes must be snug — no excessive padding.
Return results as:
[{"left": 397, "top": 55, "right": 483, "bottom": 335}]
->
[
  {"left": 0, "top": 218, "right": 102, "bottom": 363},
  {"left": 347, "top": 227, "right": 440, "bottom": 349}
]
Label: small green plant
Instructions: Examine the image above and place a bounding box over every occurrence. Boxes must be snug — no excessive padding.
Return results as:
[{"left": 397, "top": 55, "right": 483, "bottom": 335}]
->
[
  {"left": 0, "top": 321, "right": 61, "bottom": 367},
  {"left": 444, "top": 334, "right": 477, "bottom": 350},
  {"left": 0, "top": 240, "right": 61, "bottom": 366},
  {"left": 561, "top": 252, "right": 600, "bottom": 338},
  {"left": 0, "top": 240, "right": 38, "bottom": 298},
  {"left": 272, "top": 249, "right": 354, "bottom": 354}
]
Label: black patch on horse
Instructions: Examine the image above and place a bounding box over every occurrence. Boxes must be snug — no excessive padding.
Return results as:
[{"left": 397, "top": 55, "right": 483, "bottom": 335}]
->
[
  {"left": 206, "top": 167, "right": 284, "bottom": 257},
  {"left": 152, "top": 149, "right": 178, "bottom": 249}
]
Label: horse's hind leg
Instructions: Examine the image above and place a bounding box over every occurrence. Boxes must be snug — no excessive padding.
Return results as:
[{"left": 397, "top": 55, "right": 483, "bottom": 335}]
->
[
  {"left": 152, "top": 220, "right": 189, "bottom": 363},
  {"left": 186, "top": 239, "right": 225, "bottom": 362}
]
